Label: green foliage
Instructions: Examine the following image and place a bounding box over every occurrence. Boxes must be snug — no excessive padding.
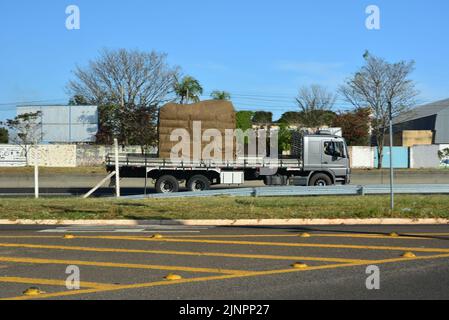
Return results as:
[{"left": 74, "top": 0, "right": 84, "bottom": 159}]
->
[
  {"left": 300, "top": 110, "right": 336, "bottom": 128},
  {"left": 68, "top": 95, "right": 90, "bottom": 106},
  {"left": 278, "top": 112, "right": 302, "bottom": 125},
  {"left": 173, "top": 76, "right": 203, "bottom": 104},
  {"left": 277, "top": 123, "right": 292, "bottom": 152},
  {"left": 210, "top": 90, "right": 231, "bottom": 100},
  {"left": 252, "top": 111, "right": 273, "bottom": 125},
  {"left": 236, "top": 111, "right": 254, "bottom": 131},
  {"left": 95, "top": 104, "right": 158, "bottom": 151},
  {"left": 0, "top": 127, "right": 8, "bottom": 144},
  {"left": 1, "top": 112, "right": 42, "bottom": 146}
]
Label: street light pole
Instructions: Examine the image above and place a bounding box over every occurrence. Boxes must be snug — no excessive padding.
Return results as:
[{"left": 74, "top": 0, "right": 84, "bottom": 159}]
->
[{"left": 388, "top": 101, "right": 394, "bottom": 211}]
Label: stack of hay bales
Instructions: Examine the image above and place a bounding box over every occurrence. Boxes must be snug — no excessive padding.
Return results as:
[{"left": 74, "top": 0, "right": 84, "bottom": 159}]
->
[{"left": 158, "top": 100, "right": 236, "bottom": 160}]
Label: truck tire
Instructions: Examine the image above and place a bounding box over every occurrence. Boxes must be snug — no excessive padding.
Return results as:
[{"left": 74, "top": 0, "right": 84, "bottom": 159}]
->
[
  {"left": 309, "top": 173, "right": 332, "bottom": 186},
  {"left": 155, "top": 175, "right": 179, "bottom": 193},
  {"left": 186, "top": 175, "right": 211, "bottom": 192}
]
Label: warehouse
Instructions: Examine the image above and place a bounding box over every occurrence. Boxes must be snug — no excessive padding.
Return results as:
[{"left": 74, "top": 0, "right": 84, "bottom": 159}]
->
[
  {"left": 15, "top": 105, "right": 98, "bottom": 144},
  {"left": 392, "top": 98, "right": 449, "bottom": 146}
]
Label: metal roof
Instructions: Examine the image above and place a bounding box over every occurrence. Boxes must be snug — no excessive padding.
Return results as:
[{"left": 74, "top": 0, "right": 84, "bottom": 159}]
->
[{"left": 393, "top": 98, "right": 449, "bottom": 124}]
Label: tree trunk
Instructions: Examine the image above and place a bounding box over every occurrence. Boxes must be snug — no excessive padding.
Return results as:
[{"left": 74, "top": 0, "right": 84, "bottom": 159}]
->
[{"left": 376, "top": 132, "right": 385, "bottom": 170}]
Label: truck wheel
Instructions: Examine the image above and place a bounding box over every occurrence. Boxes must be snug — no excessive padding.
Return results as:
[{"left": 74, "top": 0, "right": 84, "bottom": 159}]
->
[
  {"left": 155, "top": 175, "right": 179, "bottom": 193},
  {"left": 186, "top": 175, "right": 211, "bottom": 192},
  {"left": 309, "top": 173, "right": 332, "bottom": 186}
]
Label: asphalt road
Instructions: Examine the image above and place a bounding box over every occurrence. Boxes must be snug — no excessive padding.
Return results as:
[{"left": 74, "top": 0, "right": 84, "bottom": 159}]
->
[
  {"left": 0, "top": 224, "right": 449, "bottom": 300},
  {"left": 2, "top": 170, "right": 449, "bottom": 196}
]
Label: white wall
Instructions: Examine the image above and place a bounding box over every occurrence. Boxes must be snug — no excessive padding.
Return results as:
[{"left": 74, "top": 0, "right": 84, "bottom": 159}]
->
[
  {"left": 410, "top": 145, "right": 440, "bottom": 168},
  {"left": 349, "top": 146, "right": 374, "bottom": 168}
]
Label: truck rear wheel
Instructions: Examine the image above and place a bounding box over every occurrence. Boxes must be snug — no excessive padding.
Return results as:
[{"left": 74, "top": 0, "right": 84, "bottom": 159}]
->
[
  {"left": 155, "top": 175, "right": 179, "bottom": 193},
  {"left": 309, "top": 173, "right": 332, "bottom": 186},
  {"left": 186, "top": 175, "right": 211, "bottom": 192}
]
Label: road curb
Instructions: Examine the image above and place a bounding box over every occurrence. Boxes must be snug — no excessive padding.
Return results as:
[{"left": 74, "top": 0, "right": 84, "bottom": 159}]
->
[{"left": 1, "top": 218, "right": 449, "bottom": 226}]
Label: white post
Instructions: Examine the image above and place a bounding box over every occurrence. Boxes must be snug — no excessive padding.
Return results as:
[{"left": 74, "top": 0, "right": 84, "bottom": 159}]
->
[
  {"left": 34, "top": 147, "right": 39, "bottom": 199},
  {"left": 114, "top": 139, "right": 121, "bottom": 198}
]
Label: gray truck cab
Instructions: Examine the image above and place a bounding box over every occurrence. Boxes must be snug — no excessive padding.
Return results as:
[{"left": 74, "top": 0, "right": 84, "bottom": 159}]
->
[{"left": 302, "top": 133, "right": 350, "bottom": 186}]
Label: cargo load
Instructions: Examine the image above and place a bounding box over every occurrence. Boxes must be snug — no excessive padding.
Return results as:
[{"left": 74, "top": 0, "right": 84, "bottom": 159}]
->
[{"left": 158, "top": 100, "right": 236, "bottom": 159}]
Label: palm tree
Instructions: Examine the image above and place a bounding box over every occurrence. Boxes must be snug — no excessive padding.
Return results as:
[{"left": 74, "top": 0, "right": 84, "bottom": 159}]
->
[
  {"left": 173, "top": 76, "right": 203, "bottom": 104},
  {"left": 210, "top": 90, "right": 231, "bottom": 101}
]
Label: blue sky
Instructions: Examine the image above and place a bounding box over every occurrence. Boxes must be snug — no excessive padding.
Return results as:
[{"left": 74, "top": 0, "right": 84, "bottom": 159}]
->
[{"left": 0, "top": 0, "right": 448, "bottom": 120}]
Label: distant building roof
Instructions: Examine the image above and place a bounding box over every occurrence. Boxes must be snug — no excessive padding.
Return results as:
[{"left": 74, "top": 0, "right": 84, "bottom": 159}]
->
[{"left": 393, "top": 98, "right": 449, "bottom": 125}]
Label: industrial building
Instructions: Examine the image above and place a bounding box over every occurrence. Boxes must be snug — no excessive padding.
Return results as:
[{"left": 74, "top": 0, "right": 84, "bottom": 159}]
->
[
  {"left": 16, "top": 105, "right": 98, "bottom": 144},
  {"left": 392, "top": 98, "right": 449, "bottom": 146}
]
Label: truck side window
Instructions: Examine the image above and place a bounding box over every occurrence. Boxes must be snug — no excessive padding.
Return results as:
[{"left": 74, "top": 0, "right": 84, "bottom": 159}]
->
[{"left": 324, "top": 141, "right": 334, "bottom": 156}]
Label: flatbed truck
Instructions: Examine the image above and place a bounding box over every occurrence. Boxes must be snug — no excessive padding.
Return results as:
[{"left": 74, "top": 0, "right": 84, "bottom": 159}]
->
[{"left": 106, "top": 131, "right": 351, "bottom": 193}]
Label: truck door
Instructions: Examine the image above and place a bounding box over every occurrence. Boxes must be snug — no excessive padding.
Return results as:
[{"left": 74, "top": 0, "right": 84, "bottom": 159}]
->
[{"left": 322, "top": 140, "right": 348, "bottom": 177}]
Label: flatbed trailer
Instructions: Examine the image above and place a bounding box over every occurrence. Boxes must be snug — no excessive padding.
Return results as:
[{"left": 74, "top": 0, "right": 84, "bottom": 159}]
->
[{"left": 105, "top": 133, "right": 351, "bottom": 193}]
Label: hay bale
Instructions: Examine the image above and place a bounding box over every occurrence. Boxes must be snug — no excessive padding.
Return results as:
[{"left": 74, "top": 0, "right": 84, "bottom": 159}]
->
[{"left": 158, "top": 100, "right": 236, "bottom": 160}]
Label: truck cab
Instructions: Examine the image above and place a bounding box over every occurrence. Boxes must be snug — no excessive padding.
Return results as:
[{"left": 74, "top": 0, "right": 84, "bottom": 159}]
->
[{"left": 302, "top": 133, "right": 350, "bottom": 186}]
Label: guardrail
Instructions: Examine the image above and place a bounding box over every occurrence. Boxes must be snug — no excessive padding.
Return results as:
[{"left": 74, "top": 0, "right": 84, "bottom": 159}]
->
[{"left": 121, "top": 184, "right": 449, "bottom": 200}]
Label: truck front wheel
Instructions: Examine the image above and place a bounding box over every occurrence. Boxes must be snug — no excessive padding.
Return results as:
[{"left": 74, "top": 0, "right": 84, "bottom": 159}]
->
[
  {"left": 309, "top": 173, "right": 332, "bottom": 186},
  {"left": 155, "top": 175, "right": 179, "bottom": 193},
  {"left": 186, "top": 175, "right": 211, "bottom": 192}
]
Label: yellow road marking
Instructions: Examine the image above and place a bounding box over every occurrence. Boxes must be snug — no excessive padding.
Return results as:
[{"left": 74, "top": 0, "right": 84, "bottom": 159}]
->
[
  {"left": 0, "top": 277, "right": 116, "bottom": 289},
  {"left": 0, "top": 256, "right": 248, "bottom": 275},
  {"left": 0, "top": 242, "right": 372, "bottom": 264},
  {"left": 79, "top": 235, "right": 449, "bottom": 254},
  {"left": 4, "top": 252, "right": 449, "bottom": 300},
  {"left": 167, "top": 234, "right": 430, "bottom": 240}
]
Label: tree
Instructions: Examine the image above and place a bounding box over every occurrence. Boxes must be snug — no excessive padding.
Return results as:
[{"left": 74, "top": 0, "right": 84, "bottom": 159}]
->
[
  {"left": 236, "top": 111, "right": 254, "bottom": 131},
  {"left": 0, "top": 128, "right": 8, "bottom": 144},
  {"left": 339, "top": 52, "right": 418, "bottom": 168},
  {"left": 95, "top": 104, "right": 120, "bottom": 145},
  {"left": 68, "top": 95, "right": 90, "bottom": 106},
  {"left": 0, "top": 112, "right": 42, "bottom": 165},
  {"left": 126, "top": 105, "right": 158, "bottom": 153},
  {"left": 67, "top": 48, "right": 179, "bottom": 145},
  {"left": 277, "top": 123, "right": 292, "bottom": 153},
  {"left": 295, "top": 85, "right": 337, "bottom": 127},
  {"left": 210, "top": 90, "right": 231, "bottom": 100},
  {"left": 252, "top": 111, "right": 273, "bottom": 125},
  {"left": 332, "top": 108, "right": 371, "bottom": 146},
  {"left": 278, "top": 112, "right": 302, "bottom": 125},
  {"left": 67, "top": 48, "right": 179, "bottom": 107},
  {"left": 173, "top": 76, "right": 203, "bottom": 104}
]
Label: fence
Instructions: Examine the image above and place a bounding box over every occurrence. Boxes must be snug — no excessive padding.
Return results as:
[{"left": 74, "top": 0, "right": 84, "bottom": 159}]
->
[{"left": 0, "top": 144, "right": 448, "bottom": 169}]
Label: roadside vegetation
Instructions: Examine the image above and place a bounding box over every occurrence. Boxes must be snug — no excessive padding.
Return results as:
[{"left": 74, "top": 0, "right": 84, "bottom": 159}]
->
[{"left": 0, "top": 195, "right": 448, "bottom": 220}]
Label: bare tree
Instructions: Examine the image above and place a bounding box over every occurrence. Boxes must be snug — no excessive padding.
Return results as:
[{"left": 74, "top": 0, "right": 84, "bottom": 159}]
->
[
  {"left": 67, "top": 49, "right": 179, "bottom": 146},
  {"left": 67, "top": 48, "right": 180, "bottom": 107},
  {"left": 339, "top": 52, "right": 418, "bottom": 168},
  {"left": 1, "top": 112, "right": 42, "bottom": 165},
  {"left": 295, "top": 85, "right": 337, "bottom": 127}
]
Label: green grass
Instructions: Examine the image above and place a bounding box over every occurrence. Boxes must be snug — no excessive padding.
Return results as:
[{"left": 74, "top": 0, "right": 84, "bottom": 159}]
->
[{"left": 0, "top": 195, "right": 448, "bottom": 220}]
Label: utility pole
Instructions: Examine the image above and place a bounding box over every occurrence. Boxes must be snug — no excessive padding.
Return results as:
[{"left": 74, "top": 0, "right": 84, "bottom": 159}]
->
[
  {"left": 114, "top": 138, "right": 121, "bottom": 198},
  {"left": 34, "top": 147, "right": 39, "bottom": 199},
  {"left": 388, "top": 101, "right": 394, "bottom": 211}
]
